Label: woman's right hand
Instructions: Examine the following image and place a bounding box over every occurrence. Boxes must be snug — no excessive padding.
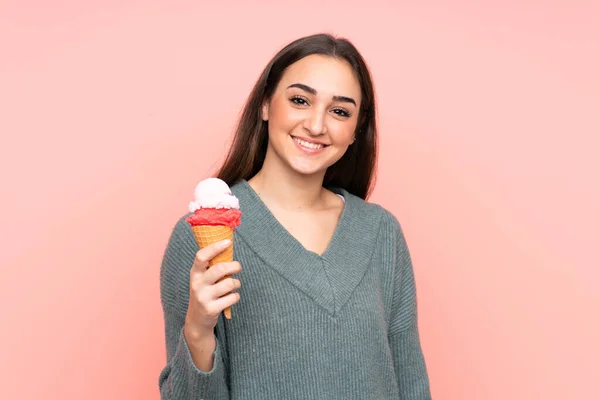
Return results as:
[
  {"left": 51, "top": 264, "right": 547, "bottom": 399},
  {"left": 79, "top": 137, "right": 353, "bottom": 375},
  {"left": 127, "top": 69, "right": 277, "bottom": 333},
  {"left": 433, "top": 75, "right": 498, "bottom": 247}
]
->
[{"left": 184, "top": 239, "right": 242, "bottom": 342}]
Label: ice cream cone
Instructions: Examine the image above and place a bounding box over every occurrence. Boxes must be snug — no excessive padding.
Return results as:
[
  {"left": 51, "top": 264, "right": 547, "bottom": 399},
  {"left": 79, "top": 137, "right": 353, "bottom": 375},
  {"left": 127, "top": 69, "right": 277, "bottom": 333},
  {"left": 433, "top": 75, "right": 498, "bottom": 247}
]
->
[
  {"left": 191, "top": 225, "right": 234, "bottom": 319},
  {"left": 187, "top": 177, "right": 242, "bottom": 320},
  {"left": 191, "top": 225, "right": 234, "bottom": 265}
]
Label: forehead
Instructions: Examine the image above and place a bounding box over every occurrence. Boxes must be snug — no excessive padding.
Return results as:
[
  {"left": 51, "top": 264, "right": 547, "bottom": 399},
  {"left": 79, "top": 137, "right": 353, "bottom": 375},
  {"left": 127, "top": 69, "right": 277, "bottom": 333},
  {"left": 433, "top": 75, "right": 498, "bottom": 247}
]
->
[{"left": 278, "top": 54, "right": 361, "bottom": 103}]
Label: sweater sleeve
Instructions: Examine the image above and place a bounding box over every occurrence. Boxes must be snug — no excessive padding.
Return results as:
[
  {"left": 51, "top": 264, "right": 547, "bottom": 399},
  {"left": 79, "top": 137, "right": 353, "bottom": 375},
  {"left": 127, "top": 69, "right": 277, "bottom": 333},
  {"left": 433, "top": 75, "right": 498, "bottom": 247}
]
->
[
  {"left": 158, "top": 215, "right": 230, "bottom": 400},
  {"left": 387, "top": 213, "right": 432, "bottom": 400}
]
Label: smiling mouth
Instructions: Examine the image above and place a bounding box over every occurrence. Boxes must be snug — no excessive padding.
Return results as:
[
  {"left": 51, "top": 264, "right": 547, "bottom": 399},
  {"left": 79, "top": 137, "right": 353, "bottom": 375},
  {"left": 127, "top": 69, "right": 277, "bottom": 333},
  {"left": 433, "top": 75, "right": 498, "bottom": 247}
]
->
[{"left": 291, "top": 136, "right": 329, "bottom": 150}]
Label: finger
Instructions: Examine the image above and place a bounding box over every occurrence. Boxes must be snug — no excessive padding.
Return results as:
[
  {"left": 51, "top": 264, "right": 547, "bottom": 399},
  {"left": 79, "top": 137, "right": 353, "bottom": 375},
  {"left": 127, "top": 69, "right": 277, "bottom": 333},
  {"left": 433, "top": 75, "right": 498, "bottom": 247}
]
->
[
  {"left": 211, "top": 292, "right": 241, "bottom": 314},
  {"left": 191, "top": 239, "right": 232, "bottom": 273},
  {"left": 204, "top": 261, "right": 242, "bottom": 284},
  {"left": 211, "top": 278, "right": 241, "bottom": 299}
]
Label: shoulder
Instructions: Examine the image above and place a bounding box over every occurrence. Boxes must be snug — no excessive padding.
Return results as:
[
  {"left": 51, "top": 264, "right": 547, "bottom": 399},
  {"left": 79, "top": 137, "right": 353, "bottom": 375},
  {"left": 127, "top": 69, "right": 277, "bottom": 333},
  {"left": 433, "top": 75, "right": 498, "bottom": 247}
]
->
[
  {"left": 169, "top": 213, "right": 196, "bottom": 243},
  {"left": 161, "top": 213, "right": 198, "bottom": 273},
  {"left": 343, "top": 191, "right": 409, "bottom": 255},
  {"left": 343, "top": 190, "right": 403, "bottom": 234}
]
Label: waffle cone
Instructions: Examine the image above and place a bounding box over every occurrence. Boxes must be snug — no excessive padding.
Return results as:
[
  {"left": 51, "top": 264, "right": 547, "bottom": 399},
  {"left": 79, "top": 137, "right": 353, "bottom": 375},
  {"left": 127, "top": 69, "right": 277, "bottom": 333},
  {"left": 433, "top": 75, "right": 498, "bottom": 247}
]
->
[{"left": 191, "top": 225, "right": 235, "bottom": 319}]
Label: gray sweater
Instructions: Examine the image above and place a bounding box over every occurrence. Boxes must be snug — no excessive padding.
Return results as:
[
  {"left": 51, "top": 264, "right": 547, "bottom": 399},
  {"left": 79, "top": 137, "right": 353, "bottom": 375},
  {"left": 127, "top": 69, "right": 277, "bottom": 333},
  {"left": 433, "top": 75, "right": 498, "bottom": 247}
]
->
[{"left": 158, "top": 179, "right": 432, "bottom": 399}]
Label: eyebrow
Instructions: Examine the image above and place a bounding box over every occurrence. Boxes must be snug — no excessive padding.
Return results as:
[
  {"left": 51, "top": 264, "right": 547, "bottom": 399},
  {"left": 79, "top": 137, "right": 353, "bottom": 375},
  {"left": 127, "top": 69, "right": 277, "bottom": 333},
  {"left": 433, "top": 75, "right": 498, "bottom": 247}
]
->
[{"left": 287, "top": 83, "right": 357, "bottom": 106}]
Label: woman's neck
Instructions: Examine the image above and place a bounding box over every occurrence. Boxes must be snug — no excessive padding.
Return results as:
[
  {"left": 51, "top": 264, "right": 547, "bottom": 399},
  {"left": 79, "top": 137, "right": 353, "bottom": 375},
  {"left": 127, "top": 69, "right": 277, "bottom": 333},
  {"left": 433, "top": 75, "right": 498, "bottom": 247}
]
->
[{"left": 248, "top": 167, "right": 327, "bottom": 212}]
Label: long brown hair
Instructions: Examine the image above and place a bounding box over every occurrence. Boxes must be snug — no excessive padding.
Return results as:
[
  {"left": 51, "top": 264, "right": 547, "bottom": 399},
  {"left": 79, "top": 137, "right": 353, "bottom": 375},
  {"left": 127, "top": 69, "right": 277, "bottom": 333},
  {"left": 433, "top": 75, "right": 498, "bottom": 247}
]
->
[{"left": 216, "top": 33, "right": 378, "bottom": 200}]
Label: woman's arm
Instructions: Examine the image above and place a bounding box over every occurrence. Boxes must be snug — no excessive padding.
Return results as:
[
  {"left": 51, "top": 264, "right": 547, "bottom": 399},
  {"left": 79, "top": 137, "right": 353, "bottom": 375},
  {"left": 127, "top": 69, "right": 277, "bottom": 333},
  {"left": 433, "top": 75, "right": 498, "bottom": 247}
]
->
[
  {"left": 158, "top": 216, "right": 230, "bottom": 400},
  {"left": 388, "top": 213, "right": 432, "bottom": 400}
]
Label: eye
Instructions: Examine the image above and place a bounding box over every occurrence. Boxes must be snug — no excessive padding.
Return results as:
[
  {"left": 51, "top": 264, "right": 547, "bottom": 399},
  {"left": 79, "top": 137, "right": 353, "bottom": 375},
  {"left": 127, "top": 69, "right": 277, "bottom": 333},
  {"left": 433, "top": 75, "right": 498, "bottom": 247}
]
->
[
  {"left": 290, "top": 96, "right": 308, "bottom": 106},
  {"left": 332, "top": 108, "right": 351, "bottom": 118}
]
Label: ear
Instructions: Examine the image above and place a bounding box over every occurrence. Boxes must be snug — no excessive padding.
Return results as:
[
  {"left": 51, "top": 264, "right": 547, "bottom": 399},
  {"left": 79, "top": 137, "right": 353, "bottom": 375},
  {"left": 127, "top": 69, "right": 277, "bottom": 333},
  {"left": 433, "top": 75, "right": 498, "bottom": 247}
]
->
[{"left": 261, "top": 101, "right": 269, "bottom": 121}]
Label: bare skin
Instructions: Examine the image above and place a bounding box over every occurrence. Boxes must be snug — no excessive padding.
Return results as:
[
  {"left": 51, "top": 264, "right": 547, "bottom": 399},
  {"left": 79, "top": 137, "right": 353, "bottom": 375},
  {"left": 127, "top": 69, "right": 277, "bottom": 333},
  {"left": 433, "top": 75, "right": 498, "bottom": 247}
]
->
[{"left": 248, "top": 173, "right": 344, "bottom": 256}]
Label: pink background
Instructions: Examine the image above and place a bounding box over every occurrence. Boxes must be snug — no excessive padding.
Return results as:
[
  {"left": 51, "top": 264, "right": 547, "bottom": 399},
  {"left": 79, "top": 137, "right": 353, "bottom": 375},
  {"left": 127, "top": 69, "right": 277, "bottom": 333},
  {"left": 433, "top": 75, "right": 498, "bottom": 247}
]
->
[{"left": 1, "top": 1, "right": 599, "bottom": 399}]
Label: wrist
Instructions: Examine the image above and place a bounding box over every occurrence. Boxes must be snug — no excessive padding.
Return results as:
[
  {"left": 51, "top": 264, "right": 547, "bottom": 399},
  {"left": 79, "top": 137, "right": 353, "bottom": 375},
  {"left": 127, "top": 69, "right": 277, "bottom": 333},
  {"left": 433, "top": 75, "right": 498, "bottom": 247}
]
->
[
  {"left": 184, "top": 322, "right": 214, "bottom": 344},
  {"left": 183, "top": 323, "right": 217, "bottom": 373}
]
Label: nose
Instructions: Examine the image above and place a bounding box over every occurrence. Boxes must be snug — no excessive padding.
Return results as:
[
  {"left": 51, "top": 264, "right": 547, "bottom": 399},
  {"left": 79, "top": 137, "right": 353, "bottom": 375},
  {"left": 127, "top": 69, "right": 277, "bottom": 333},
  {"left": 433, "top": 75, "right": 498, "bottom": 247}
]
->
[{"left": 303, "top": 107, "right": 327, "bottom": 136}]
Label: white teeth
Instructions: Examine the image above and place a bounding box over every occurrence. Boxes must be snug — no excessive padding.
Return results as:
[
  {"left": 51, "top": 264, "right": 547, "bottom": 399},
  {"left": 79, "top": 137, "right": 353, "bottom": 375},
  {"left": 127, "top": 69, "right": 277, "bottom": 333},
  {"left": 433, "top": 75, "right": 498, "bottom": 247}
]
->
[{"left": 293, "top": 137, "right": 324, "bottom": 150}]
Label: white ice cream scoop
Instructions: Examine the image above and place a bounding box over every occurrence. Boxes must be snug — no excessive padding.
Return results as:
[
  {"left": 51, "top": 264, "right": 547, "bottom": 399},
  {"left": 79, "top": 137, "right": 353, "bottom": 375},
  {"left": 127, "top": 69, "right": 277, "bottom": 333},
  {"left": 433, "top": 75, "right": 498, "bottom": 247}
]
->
[{"left": 189, "top": 177, "right": 240, "bottom": 212}]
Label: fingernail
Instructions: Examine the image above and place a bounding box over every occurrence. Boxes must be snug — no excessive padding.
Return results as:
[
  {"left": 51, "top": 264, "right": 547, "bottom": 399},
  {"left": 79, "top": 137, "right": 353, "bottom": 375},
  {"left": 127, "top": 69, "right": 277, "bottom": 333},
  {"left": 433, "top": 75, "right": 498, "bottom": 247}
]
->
[{"left": 222, "top": 239, "right": 231, "bottom": 246}]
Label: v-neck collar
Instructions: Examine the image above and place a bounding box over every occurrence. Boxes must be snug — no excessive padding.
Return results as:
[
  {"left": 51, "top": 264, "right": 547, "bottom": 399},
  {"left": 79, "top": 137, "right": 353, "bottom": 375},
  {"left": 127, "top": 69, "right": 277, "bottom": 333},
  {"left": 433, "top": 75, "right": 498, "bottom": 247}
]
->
[{"left": 231, "top": 179, "right": 383, "bottom": 316}]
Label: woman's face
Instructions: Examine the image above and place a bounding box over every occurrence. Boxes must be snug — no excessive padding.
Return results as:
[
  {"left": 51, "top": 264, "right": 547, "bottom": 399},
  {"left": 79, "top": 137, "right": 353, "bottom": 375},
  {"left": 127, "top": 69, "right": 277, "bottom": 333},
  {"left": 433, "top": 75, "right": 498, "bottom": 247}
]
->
[{"left": 261, "top": 54, "right": 362, "bottom": 178}]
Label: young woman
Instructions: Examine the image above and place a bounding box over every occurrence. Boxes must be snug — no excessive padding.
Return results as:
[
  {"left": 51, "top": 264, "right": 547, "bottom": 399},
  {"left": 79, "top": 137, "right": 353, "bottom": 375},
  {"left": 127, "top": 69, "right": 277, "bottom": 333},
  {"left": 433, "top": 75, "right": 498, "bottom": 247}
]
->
[{"left": 158, "top": 33, "right": 432, "bottom": 399}]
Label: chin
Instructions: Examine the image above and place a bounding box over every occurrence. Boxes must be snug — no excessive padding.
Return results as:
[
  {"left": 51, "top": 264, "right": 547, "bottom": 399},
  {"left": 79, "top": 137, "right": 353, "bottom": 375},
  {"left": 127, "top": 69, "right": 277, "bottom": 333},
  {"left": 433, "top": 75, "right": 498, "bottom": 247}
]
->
[
  {"left": 286, "top": 154, "right": 343, "bottom": 177},
  {"left": 287, "top": 159, "right": 327, "bottom": 176}
]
